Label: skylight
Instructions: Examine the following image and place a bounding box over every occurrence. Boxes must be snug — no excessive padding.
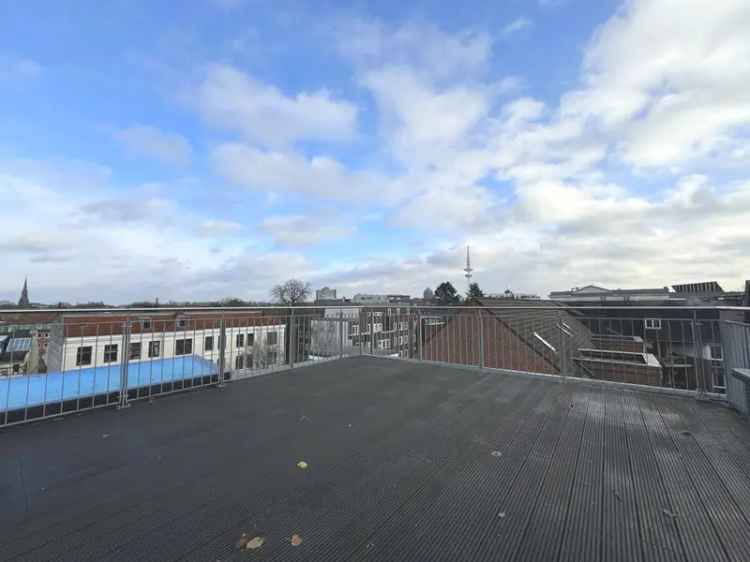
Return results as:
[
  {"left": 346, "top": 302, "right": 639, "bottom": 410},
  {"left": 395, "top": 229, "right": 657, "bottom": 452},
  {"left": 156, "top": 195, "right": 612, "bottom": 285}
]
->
[{"left": 534, "top": 331, "right": 557, "bottom": 353}]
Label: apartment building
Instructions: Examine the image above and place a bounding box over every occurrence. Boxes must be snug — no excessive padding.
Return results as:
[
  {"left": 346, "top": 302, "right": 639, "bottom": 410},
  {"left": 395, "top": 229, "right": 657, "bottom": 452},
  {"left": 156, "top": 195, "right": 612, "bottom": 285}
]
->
[
  {"left": 310, "top": 306, "right": 413, "bottom": 358},
  {"left": 45, "top": 311, "right": 286, "bottom": 375}
]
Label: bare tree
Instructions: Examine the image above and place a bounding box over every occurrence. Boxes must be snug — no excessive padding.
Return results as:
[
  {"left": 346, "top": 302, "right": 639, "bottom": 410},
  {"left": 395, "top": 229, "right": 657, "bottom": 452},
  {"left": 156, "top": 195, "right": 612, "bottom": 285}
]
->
[{"left": 270, "top": 279, "right": 311, "bottom": 305}]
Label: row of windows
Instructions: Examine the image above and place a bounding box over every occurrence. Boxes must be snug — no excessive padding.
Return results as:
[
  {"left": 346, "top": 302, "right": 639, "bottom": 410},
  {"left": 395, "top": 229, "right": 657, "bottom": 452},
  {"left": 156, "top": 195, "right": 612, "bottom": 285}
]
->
[
  {"left": 135, "top": 319, "right": 278, "bottom": 333},
  {"left": 76, "top": 339, "right": 177, "bottom": 366},
  {"left": 73, "top": 332, "right": 279, "bottom": 366},
  {"left": 234, "top": 351, "right": 278, "bottom": 369},
  {"left": 233, "top": 332, "right": 278, "bottom": 347}
]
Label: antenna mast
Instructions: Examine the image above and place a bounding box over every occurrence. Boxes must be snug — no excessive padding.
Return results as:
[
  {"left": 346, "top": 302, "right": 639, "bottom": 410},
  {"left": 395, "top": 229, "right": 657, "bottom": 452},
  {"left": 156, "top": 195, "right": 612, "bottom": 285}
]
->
[{"left": 463, "top": 245, "right": 473, "bottom": 291}]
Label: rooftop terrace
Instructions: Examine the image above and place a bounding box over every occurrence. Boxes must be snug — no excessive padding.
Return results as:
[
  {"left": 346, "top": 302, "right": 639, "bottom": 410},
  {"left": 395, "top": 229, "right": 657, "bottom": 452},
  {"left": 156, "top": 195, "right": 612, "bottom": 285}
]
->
[{"left": 3, "top": 356, "right": 750, "bottom": 561}]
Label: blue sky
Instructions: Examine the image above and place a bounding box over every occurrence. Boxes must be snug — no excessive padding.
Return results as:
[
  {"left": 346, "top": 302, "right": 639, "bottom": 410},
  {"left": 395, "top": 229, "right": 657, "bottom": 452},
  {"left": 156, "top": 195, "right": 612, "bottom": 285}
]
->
[{"left": 1, "top": 0, "right": 749, "bottom": 304}]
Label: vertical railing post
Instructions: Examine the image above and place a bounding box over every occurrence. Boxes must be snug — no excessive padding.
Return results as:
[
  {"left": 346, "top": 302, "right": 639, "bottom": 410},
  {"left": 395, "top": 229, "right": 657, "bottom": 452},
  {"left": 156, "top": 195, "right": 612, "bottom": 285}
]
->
[
  {"left": 559, "top": 310, "right": 567, "bottom": 384},
  {"left": 289, "top": 308, "right": 296, "bottom": 368},
  {"left": 417, "top": 309, "right": 423, "bottom": 362},
  {"left": 692, "top": 310, "right": 706, "bottom": 397},
  {"left": 217, "top": 316, "right": 227, "bottom": 387},
  {"left": 408, "top": 307, "right": 414, "bottom": 359},
  {"left": 339, "top": 309, "right": 344, "bottom": 359},
  {"left": 357, "top": 308, "right": 367, "bottom": 355},
  {"left": 478, "top": 309, "right": 485, "bottom": 370},
  {"left": 370, "top": 308, "right": 374, "bottom": 355},
  {"left": 118, "top": 318, "right": 131, "bottom": 409}
]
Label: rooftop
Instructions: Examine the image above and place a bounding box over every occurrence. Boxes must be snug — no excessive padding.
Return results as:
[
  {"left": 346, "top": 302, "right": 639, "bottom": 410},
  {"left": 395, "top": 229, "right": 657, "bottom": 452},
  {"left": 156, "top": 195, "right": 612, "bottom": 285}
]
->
[{"left": 3, "top": 356, "right": 750, "bottom": 561}]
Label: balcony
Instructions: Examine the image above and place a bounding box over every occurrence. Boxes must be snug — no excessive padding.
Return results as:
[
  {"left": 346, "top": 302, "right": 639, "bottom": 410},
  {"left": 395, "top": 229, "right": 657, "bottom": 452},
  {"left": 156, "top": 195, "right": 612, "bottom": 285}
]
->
[{"left": 2, "top": 304, "right": 750, "bottom": 561}]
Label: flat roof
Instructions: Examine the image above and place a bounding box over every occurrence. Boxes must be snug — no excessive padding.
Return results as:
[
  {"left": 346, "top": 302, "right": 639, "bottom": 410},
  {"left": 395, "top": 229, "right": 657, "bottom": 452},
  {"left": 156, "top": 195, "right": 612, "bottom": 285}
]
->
[
  {"left": 6, "top": 337, "right": 31, "bottom": 353},
  {"left": 1, "top": 355, "right": 216, "bottom": 412},
  {"left": 2, "top": 356, "right": 749, "bottom": 561}
]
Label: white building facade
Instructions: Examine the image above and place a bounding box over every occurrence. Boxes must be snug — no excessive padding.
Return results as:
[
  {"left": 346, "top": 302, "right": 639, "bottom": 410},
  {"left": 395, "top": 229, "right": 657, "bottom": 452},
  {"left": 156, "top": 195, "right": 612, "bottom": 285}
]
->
[{"left": 46, "top": 313, "right": 286, "bottom": 376}]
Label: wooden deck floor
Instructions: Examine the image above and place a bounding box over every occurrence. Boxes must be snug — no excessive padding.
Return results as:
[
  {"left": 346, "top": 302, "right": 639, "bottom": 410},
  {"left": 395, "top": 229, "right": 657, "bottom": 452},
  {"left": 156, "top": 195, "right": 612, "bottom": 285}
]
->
[{"left": 2, "top": 356, "right": 750, "bottom": 561}]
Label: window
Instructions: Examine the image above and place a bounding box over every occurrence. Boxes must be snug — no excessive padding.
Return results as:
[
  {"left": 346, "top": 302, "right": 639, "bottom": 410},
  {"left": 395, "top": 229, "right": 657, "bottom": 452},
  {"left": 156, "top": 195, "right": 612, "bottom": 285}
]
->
[
  {"left": 128, "top": 342, "right": 142, "bottom": 361},
  {"left": 266, "top": 351, "right": 278, "bottom": 365},
  {"left": 141, "top": 320, "right": 152, "bottom": 330},
  {"left": 236, "top": 333, "right": 244, "bottom": 347},
  {"left": 267, "top": 331, "right": 278, "bottom": 345},
  {"left": 76, "top": 346, "right": 92, "bottom": 366},
  {"left": 204, "top": 336, "right": 214, "bottom": 352},
  {"left": 235, "top": 355, "right": 244, "bottom": 369},
  {"left": 533, "top": 332, "right": 556, "bottom": 353},
  {"left": 350, "top": 325, "right": 359, "bottom": 335},
  {"left": 148, "top": 340, "right": 161, "bottom": 358},
  {"left": 103, "top": 344, "right": 118, "bottom": 363},
  {"left": 248, "top": 333, "right": 255, "bottom": 346},
  {"left": 644, "top": 318, "right": 662, "bottom": 330},
  {"left": 709, "top": 344, "right": 723, "bottom": 360},
  {"left": 177, "top": 318, "right": 187, "bottom": 329},
  {"left": 175, "top": 338, "right": 193, "bottom": 356}
]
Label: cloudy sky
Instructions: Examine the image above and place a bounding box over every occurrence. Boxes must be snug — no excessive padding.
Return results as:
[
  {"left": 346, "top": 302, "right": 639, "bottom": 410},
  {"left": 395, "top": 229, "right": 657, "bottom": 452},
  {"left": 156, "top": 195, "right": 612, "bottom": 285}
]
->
[{"left": 1, "top": 0, "right": 749, "bottom": 304}]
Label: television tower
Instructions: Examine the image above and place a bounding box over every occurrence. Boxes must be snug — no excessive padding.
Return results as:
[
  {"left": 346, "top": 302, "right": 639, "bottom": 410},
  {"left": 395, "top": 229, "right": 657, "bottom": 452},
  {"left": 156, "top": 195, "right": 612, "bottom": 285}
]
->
[{"left": 464, "top": 245, "right": 473, "bottom": 290}]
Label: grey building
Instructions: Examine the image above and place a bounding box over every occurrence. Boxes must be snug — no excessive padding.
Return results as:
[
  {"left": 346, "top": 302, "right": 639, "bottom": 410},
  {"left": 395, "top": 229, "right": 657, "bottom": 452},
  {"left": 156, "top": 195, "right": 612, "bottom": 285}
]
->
[{"left": 315, "top": 287, "right": 337, "bottom": 302}]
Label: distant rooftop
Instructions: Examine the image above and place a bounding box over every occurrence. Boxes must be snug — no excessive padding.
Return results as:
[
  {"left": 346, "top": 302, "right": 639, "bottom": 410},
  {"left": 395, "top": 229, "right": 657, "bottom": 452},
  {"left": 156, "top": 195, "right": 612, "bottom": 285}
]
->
[{"left": 550, "top": 281, "right": 748, "bottom": 304}]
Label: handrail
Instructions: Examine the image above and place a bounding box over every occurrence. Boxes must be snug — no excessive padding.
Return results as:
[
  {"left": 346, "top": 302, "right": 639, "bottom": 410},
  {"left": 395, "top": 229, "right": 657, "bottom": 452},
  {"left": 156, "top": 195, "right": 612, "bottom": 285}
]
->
[{"left": 3, "top": 304, "right": 750, "bottom": 314}]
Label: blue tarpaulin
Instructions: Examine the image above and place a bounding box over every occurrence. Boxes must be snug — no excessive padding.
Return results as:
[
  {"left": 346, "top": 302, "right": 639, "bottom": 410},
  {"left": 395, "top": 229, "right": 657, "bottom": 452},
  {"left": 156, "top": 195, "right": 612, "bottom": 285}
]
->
[{"left": 1, "top": 355, "right": 217, "bottom": 412}]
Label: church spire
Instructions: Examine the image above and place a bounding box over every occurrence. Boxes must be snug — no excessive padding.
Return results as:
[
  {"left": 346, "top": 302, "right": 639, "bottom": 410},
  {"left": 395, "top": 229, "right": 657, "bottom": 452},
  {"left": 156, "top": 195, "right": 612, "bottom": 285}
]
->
[{"left": 18, "top": 277, "right": 30, "bottom": 307}]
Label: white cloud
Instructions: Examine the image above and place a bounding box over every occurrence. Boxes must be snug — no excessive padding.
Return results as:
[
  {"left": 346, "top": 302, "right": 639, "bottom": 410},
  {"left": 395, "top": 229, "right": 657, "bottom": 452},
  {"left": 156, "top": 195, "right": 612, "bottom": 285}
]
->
[
  {"left": 558, "top": 0, "right": 750, "bottom": 168},
  {"left": 212, "top": 143, "right": 395, "bottom": 202},
  {"left": 193, "top": 63, "right": 358, "bottom": 146},
  {"left": 115, "top": 124, "right": 192, "bottom": 166},
  {"left": 501, "top": 17, "right": 532, "bottom": 38},
  {"left": 0, "top": 159, "right": 284, "bottom": 303},
  {"left": 337, "top": 20, "right": 493, "bottom": 82},
  {"left": 0, "top": 54, "right": 42, "bottom": 82},
  {"left": 362, "top": 66, "right": 491, "bottom": 166},
  {"left": 198, "top": 219, "right": 243, "bottom": 237},
  {"left": 259, "top": 214, "right": 353, "bottom": 247}
]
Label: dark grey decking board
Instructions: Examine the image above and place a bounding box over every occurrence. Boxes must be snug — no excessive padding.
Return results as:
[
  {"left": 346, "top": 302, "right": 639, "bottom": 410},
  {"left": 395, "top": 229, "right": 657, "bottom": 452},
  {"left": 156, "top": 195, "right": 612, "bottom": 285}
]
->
[
  {"left": 649, "top": 394, "right": 750, "bottom": 562},
  {"left": 602, "top": 390, "right": 643, "bottom": 562},
  {"left": 639, "top": 396, "right": 729, "bottom": 561},
  {"left": 558, "top": 387, "right": 605, "bottom": 562},
  {"left": 2, "top": 356, "right": 750, "bottom": 562},
  {"left": 620, "top": 394, "right": 683, "bottom": 562}
]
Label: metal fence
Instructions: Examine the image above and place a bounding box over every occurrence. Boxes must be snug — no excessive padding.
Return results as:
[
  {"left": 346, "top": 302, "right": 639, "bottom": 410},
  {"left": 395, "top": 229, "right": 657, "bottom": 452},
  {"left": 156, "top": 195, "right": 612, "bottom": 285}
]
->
[{"left": 2, "top": 304, "right": 749, "bottom": 427}]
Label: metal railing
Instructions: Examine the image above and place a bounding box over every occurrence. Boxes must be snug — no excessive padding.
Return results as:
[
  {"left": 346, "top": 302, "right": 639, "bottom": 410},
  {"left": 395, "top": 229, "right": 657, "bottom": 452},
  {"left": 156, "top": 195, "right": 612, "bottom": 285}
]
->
[{"left": 2, "top": 304, "right": 749, "bottom": 427}]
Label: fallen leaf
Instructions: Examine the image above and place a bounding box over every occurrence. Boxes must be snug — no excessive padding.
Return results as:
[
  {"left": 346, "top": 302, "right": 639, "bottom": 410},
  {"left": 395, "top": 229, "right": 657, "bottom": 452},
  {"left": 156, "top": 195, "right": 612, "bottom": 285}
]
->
[
  {"left": 102, "top": 433, "right": 110, "bottom": 439},
  {"left": 291, "top": 534, "right": 303, "bottom": 546},
  {"left": 662, "top": 508, "right": 678, "bottom": 518},
  {"left": 297, "top": 461, "right": 308, "bottom": 470},
  {"left": 498, "top": 511, "right": 506, "bottom": 518},
  {"left": 246, "top": 536, "right": 265, "bottom": 550},
  {"left": 491, "top": 450, "right": 502, "bottom": 458}
]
